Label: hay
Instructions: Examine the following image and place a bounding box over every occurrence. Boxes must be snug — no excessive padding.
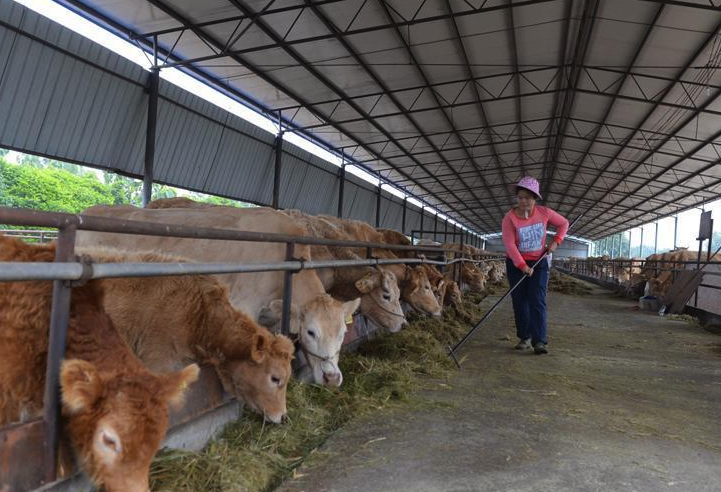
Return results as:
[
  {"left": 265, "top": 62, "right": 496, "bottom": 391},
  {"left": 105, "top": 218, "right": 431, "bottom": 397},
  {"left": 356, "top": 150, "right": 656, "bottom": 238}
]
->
[
  {"left": 666, "top": 314, "right": 700, "bottom": 325},
  {"left": 149, "top": 295, "right": 487, "bottom": 492},
  {"left": 549, "top": 269, "right": 593, "bottom": 296}
]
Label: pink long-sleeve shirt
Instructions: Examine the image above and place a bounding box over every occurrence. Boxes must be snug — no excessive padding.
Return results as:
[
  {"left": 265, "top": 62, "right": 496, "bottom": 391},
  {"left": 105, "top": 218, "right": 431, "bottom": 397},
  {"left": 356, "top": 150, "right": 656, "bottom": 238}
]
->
[{"left": 502, "top": 205, "right": 569, "bottom": 269}]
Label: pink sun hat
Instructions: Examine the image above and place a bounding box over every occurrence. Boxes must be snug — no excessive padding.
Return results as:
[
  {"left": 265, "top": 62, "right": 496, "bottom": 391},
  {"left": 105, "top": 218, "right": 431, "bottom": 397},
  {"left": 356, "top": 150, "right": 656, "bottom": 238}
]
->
[{"left": 515, "top": 176, "right": 542, "bottom": 200}]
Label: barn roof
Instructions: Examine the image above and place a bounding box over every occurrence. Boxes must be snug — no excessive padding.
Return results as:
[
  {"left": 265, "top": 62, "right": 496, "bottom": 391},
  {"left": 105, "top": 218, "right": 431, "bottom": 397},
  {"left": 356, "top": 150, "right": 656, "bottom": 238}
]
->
[{"left": 19, "top": 0, "right": 721, "bottom": 238}]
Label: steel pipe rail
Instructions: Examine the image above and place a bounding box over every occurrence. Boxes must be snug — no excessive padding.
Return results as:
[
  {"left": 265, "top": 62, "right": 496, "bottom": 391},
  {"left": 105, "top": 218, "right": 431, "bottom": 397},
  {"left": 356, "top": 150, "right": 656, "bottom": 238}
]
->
[
  {"left": 0, "top": 206, "right": 462, "bottom": 255},
  {"left": 0, "top": 257, "right": 471, "bottom": 282}
]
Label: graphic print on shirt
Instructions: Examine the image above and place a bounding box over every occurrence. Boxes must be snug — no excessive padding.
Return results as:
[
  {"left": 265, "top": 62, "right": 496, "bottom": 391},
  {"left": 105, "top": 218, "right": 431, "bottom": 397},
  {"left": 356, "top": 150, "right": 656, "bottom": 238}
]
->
[{"left": 518, "top": 222, "right": 545, "bottom": 252}]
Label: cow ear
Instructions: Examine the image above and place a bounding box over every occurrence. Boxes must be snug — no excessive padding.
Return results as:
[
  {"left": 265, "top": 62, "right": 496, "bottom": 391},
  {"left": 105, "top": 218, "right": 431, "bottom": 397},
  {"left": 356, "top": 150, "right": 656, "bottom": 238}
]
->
[
  {"left": 160, "top": 364, "right": 200, "bottom": 410},
  {"left": 251, "top": 333, "right": 268, "bottom": 363},
  {"left": 61, "top": 359, "right": 103, "bottom": 414},
  {"left": 343, "top": 298, "right": 361, "bottom": 318},
  {"left": 355, "top": 273, "right": 379, "bottom": 293},
  {"left": 274, "top": 335, "right": 295, "bottom": 361},
  {"left": 258, "top": 300, "right": 301, "bottom": 333}
]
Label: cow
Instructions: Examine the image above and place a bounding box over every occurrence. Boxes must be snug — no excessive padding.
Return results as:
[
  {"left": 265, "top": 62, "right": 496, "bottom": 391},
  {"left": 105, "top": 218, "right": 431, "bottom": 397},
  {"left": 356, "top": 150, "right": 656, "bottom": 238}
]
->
[
  {"left": 0, "top": 235, "right": 198, "bottom": 492},
  {"left": 647, "top": 249, "right": 708, "bottom": 300},
  {"left": 314, "top": 217, "right": 442, "bottom": 318},
  {"left": 281, "top": 210, "right": 406, "bottom": 332},
  {"left": 85, "top": 249, "right": 294, "bottom": 423},
  {"left": 487, "top": 262, "right": 505, "bottom": 283},
  {"left": 76, "top": 204, "right": 358, "bottom": 388}
]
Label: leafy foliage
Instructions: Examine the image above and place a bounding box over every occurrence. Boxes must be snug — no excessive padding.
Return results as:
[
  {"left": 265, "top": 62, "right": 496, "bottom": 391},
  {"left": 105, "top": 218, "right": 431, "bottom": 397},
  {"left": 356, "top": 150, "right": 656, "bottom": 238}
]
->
[{"left": 0, "top": 153, "right": 251, "bottom": 221}]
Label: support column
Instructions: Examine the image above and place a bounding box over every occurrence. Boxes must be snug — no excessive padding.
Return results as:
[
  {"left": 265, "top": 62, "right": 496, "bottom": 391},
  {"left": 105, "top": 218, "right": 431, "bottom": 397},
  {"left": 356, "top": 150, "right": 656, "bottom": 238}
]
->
[
  {"left": 401, "top": 197, "right": 407, "bottom": 235},
  {"left": 673, "top": 215, "right": 678, "bottom": 249},
  {"left": 654, "top": 222, "right": 658, "bottom": 254},
  {"left": 420, "top": 207, "right": 424, "bottom": 240},
  {"left": 444, "top": 218, "right": 448, "bottom": 243},
  {"left": 639, "top": 227, "right": 644, "bottom": 258},
  {"left": 272, "top": 111, "right": 283, "bottom": 210},
  {"left": 142, "top": 62, "right": 159, "bottom": 208},
  {"left": 433, "top": 213, "right": 438, "bottom": 242},
  {"left": 337, "top": 159, "right": 345, "bottom": 218},
  {"left": 375, "top": 180, "right": 382, "bottom": 228}
]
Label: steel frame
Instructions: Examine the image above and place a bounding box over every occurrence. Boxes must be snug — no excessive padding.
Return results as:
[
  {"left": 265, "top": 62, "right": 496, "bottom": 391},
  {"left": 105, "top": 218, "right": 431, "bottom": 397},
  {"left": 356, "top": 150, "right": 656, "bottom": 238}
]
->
[{"left": 52, "top": 0, "right": 721, "bottom": 238}]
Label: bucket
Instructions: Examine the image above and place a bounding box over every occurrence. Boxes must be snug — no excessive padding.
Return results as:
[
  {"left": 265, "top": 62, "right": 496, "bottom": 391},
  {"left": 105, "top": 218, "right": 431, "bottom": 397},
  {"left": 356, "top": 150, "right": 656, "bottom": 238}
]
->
[{"left": 639, "top": 295, "right": 661, "bottom": 311}]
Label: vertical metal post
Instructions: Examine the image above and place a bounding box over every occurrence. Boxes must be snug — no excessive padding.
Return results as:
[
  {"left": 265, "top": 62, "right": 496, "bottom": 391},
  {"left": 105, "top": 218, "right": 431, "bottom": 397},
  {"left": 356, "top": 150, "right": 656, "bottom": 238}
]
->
[
  {"left": 43, "top": 224, "right": 76, "bottom": 482},
  {"left": 444, "top": 218, "right": 448, "bottom": 243},
  {"left": 281, "top": 242, "right": 295, "bottom": 336},
  {"left": 628, "top": 229, "right": 632, "bottom": 258},
  {"left": 272, "top": 111, "right": 283, "bottom": 210},
  {"left": 433, "top": 213, "right": 438, "bottom": 242},
  {"left": 142, "top": 40, "right": 159, "bottom": 208},
  {"left": 375, "top": 175, "right": 382, "bottom": 228},
  {"left": 482, "top": 238, "right": 486, "bottom": 250},
  {"left": 419, "top": 207, "right": 424, "bottom": 241},
  {"left": 673, "top": 215, "right": 678, "bottom": 249},
  {"left": 459, "top": 229, "right": 465, "bottom": 292},
  {"left": 639, "top": 227, "right": 644, "bottom": 258},
  {"left": 337, "top": 158, "right": 345, "bottom": 218},
  {"left": 654, "top": 222, "right": 658, "bottom": 254},
  {"left": 401, "top": 197, "right": 407, "bottom": 235},
  {"left": 708, "top": 218, "right": 714, "bottom": 261}
]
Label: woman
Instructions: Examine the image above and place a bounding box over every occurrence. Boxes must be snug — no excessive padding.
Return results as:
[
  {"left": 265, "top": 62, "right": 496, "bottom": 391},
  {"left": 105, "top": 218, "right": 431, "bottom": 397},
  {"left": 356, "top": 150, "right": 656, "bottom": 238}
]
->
[{"left": 502, "top": 176, "right": 569, "bottom": 355}]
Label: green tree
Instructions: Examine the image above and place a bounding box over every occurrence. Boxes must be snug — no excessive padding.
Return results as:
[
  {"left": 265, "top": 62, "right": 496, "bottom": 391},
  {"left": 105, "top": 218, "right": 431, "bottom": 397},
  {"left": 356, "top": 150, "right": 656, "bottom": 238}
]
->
[{"left": 0, "top": 158, "right": 114, "bottom": 213}]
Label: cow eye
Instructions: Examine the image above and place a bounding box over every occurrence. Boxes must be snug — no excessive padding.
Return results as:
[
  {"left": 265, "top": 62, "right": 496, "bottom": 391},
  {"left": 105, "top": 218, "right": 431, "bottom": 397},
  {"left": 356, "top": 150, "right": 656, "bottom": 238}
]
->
[
  {"left": 382, "top": 293, "right": 391, "bottom": 302},
  {"left": 307, "top": 329, "right": 317, "bottom": 339},
  {"left": 271, "top": 375, "right": 281, "bottom": 385}
]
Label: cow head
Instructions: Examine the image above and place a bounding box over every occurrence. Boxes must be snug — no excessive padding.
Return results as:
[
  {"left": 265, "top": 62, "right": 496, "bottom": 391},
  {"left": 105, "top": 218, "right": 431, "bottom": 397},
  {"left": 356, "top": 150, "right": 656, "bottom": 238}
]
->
[
  {"left": 401, "top": 266, "right": 442, "bottom": 317},
  {"left": 61, "top": 360, "right": 199, "bottom": 492},
  {"left": 442, "top": 279, "right": 463, "bottom": 308},
  {"left": 213, "top": 328, "right": 294, "bottom": 424},
  {"left": 461, "top": 264, "right": 486, "bottom": 292},
  {"left": 355, "top": 269, "right": 406, "bottom": 332},
  {"left": 258, "top": 295, "right": 360, "bottom": 387}
]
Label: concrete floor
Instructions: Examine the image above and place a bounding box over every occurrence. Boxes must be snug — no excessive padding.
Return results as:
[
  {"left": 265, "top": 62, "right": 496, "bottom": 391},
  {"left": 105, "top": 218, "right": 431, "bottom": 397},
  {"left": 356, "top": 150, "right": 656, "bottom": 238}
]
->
[{"left": 276, "top": 284, "right": 721, "bottom": 492}]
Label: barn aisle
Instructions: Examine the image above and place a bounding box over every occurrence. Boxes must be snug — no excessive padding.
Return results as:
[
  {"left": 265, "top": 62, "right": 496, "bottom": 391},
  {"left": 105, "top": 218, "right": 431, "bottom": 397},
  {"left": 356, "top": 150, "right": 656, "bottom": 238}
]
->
[{"left": 276, "top": 287, "right": 721, "bottom": 492}]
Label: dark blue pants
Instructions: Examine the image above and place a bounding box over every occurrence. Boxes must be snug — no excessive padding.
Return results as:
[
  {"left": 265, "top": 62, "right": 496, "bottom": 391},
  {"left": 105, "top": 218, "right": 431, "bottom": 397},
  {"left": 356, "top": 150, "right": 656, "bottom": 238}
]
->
[{"left": 506, "top": 257, "right": 550, "bottom": 345}]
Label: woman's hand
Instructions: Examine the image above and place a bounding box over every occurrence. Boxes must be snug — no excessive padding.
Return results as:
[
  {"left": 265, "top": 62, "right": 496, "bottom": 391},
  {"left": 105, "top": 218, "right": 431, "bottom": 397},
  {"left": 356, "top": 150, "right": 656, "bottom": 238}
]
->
[
  {"left": 546, "top": 241, "right": 558, "bottom": 253},
  {"left": 521, "top": 265, "right": 534, "bottom": 276}
]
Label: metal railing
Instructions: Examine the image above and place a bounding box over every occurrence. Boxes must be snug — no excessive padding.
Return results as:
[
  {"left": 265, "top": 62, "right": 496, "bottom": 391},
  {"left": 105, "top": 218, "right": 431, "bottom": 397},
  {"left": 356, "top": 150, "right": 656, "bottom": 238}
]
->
[
  {"left": 0, "top": 205, "right": 500, "bottom": 491},
  {"left": 553, "top": 256, "right": 721, "bottom": 304},
  {"left": 0, "top": 228, "right": 57, "bottom": 243}
]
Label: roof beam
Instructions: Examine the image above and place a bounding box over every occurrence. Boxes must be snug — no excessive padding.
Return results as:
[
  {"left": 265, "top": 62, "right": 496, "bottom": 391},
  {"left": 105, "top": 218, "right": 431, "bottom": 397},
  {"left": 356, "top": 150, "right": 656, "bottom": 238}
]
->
[
  {"left": 553, "top": 4, "right": 665, "bottom": 211},
  {"left": 545, "top": 0, "right": 599, "bottom": 195},
  {"left": 573, "top": 16, "right": 721, "bottom": 237},
  {"left": 506, "top": 0, "right": 526, "bottom": 177}
]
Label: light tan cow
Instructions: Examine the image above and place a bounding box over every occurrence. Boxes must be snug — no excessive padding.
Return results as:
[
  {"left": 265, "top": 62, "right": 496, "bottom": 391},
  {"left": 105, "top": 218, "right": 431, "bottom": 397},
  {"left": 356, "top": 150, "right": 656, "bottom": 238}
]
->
[
  {"left": 85, "top": 249, "right": 294, "bottom": 423},
  {"left": 76, "top": 204, "right": 357, "bottom": 387}
]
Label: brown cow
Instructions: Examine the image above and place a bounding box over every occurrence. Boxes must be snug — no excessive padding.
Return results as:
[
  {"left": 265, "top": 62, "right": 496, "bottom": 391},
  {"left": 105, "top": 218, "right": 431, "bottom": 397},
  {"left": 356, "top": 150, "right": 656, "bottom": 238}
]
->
[
  {"left": 282, "top": 210, "right": 406, "bottom": 332},
  {"left": 0, "top": 236, "right": 198, "bottom": 492},
  {"left": 440, "top": 275, "right": 463, "bottom": 308},
  {"left": 77, "top": 204, "right": 358, "bottom": 387},
  {"left": 86, "top": 249, "right": 294, "bottom": 423},
  {"left": 146, "top": 196, "right": 216, "bottom": 209},
  {"left": 314, "top": 217, "right": 442, "bottom": 318}
]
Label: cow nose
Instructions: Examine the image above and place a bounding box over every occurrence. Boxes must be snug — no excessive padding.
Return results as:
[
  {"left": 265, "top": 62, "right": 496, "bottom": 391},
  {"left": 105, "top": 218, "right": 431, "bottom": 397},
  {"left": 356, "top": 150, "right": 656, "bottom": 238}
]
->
[{"left": 323, "top": 371, "right": 341, "bottom": 386}]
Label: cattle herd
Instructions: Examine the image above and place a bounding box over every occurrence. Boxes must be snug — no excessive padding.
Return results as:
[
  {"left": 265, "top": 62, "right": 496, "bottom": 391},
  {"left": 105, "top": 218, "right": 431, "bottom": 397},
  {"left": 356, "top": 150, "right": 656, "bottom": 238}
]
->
[
  {"left": 0, "top": 197, "right": 506, "bottom": 492},
  {"left": 563, "top": 248, "right": 712, "bottom": 300}
]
